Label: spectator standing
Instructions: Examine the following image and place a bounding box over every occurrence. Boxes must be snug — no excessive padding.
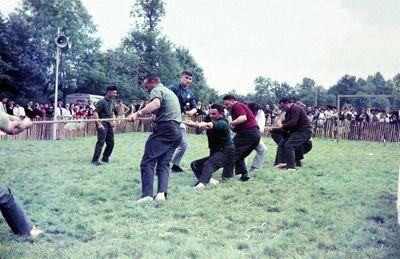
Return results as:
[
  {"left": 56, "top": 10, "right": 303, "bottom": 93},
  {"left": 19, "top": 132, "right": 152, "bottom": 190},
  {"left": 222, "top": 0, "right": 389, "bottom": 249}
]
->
[
  {"left": 128, "top": 100, "right": 138, "bottom": 114},
  {"left": 33, "top": 103, "right": 43, "bottom": 119},
  {"left": 7, "top": 101, "right": 15, "bottom": 115},
  {"left": 0, "top": 97, "right": 8, "bottom": 113},
  {"left": 115, "top": 100, "right": 129, "bottom": 118},
  {"left": 13, "top": 103, "right": 26, "bottom": 118},
  {"left": 25, "top": 101, "right": 35, "bottom": 119}
]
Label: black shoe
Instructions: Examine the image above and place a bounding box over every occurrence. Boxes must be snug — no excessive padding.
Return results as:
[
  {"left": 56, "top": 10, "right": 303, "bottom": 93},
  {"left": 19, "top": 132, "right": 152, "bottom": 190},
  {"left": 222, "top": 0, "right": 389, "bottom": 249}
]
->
[
  {"left": 91, "top": 161, "right": 102, "bottom": 166},
  {"left": 240, "top": 173, "right": 250, "bottom": 182},
  {"left": 101, "top": 159, "right": 109, "bottom": 163},
  {"left": 171, "top": 164, "right": 184, "bottom": 173}
]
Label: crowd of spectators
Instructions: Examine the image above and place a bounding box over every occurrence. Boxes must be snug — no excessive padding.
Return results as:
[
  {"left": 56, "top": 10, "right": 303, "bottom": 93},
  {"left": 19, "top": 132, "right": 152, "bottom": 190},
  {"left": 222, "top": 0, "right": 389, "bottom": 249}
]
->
[
  {"left": 0, "top": 96, "right": 214, "bottom": 121},
  {"left": 2, "top": 95, "right": 398, "bottom": 127},
  {"left": 0, "top": 97, "right": 97, "bottom": 120},
  {"left": 264, "top": 102, "right": 400, "bottom": 129}
]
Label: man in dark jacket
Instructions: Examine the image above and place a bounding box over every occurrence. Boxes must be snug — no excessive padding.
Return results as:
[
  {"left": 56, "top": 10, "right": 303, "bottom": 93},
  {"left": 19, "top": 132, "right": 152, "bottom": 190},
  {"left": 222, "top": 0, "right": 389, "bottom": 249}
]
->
[
  {"left": 168, "top": 70, "right": 198, "bottom": 173},
  {"left": 275, "top": 98, "right": 313, "bottom": 171}
]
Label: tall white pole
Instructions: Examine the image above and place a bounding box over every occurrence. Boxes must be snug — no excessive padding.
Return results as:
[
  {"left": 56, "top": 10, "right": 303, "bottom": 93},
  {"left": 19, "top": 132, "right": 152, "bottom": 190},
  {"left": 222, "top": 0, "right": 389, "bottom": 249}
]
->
[
  {"left": 314, "top": 87, "right": 318, "bottom": 107},
  {"left": 53, "top": 28, "right": 61, "bottom": 140}
]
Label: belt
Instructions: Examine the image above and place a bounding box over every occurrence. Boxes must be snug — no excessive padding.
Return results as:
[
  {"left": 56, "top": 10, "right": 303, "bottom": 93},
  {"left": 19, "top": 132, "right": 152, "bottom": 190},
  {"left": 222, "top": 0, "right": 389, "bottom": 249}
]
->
[{"left": 157, "top": 120, "right": 179, "bottom": 125}]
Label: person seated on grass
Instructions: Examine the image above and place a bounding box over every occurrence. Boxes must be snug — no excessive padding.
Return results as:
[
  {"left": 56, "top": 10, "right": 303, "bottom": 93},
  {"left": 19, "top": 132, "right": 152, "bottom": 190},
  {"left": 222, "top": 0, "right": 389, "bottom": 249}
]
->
[
  {"left": 274, "top": 98, "right": 313, "bottom": 171},
  {"left": 185, "top": 104, "right": 235, "bottom": 189},
  {"left": 0, "top": 111, "right": 43, "bottom": 237}
]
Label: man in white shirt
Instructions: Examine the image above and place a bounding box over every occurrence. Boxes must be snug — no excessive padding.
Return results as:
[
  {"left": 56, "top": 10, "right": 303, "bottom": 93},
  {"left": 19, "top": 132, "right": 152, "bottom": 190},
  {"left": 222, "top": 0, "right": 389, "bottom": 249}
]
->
[
  {"left": 13, "top": 103, "right": 26, "bottom": 117},
  {"left": 246, "top": 103, "right": 267, "bottom": 175},
  {"left": 0, "top": 97, "right": 7, "bottom": 113}
]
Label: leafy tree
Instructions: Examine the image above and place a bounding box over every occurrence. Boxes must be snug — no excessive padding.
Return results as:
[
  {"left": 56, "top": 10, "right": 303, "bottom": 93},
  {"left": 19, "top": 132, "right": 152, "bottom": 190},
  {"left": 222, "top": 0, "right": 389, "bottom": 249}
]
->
[
  {"left": 295, "top": 77, "right": 318, "bottom": 107},
  {"left": 0, "top": 12, "right": 47, "bottom": 103},
  {"left": 253, "top": 76, "right": 274, "bottom": 107},
  {"left": 272, "top": 82, "right": 294, "bottom": 104},
  {"left": 0, "top": 0, "right": 104, "bottom": 103},
  {"left": 124, "top": 0, "right": 216, "bottom": 103},
  {"left": 98, "top": 47, "right": 146, "bottom": 101},
  {"left": 173, "top": 47, "right": 217, "bottom": 104}
]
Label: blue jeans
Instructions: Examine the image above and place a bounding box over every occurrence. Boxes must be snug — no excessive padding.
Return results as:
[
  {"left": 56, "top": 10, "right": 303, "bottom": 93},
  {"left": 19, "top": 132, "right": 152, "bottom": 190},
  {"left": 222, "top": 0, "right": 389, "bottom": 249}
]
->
[
  {"left": 171, "top": 124, "right": 187, "bottom": 166},
  {"left": 0, "top": 183, "right": 33, "bottom": 235}
]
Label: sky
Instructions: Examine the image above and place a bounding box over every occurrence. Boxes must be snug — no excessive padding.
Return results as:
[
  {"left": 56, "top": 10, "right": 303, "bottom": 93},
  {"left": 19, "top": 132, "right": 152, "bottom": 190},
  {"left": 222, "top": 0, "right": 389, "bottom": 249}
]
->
[{"left": 1, "top": 0, "right": 400, "bottom": 94}]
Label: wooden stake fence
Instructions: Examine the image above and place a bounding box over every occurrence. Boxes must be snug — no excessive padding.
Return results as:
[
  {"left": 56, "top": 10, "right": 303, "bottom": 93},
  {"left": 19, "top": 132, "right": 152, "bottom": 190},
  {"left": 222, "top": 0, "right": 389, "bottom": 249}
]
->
[{"left": 1, "top": 117, "right": 399, "bottom": 142}]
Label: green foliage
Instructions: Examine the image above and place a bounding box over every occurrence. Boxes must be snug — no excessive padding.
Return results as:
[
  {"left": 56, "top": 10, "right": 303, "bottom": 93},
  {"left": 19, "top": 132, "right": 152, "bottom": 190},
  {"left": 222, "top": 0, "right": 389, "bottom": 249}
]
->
[
  {"left": 123, "top": 0, "right": 215, "bottom": 103},
  {"left": 294, "top": 77, "right": 319, "bottom": 107},
  {"left": 130, "top": 0, "right": 166, "bottom": 32},
  {"left": 0, "top": 134, "right": 399, "bottom": 257},
  {"left": 99, "top": 48, "right": 146, "bottom": 101},
  {"left": 0, "top": 0, "right": 104, "bottom": 103},
  {"left": 2, "top": 1, "right": 400, "bottom": 108}
]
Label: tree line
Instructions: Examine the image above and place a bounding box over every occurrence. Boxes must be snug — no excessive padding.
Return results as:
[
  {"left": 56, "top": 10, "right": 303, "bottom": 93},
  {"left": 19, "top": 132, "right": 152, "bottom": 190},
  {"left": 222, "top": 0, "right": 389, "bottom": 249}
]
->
[
  {"left": 0, "top": 0, "right": 217, "bottom": 105},
  {"left": 1, "top": 0, "right": 399, "bottom": 111}
]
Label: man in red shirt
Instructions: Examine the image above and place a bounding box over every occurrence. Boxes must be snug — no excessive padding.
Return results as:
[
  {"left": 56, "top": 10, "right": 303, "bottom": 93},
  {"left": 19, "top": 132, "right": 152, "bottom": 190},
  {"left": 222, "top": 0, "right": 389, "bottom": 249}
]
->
[{"left": 222, "top": 95, "right": 261, "bottom": 181}]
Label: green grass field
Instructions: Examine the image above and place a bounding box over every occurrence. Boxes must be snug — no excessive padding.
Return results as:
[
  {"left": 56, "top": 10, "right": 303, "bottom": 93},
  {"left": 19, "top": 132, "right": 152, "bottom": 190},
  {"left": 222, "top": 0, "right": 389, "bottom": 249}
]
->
[{"left": 0, "top": 133, "right": 399, "bottom": 258}]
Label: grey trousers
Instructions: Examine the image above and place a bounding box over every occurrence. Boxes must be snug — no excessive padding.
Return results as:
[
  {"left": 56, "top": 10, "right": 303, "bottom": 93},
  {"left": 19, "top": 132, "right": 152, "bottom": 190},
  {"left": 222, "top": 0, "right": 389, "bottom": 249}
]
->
[
  {"left": 140, "top": 122, "right": 182, "bottom": 197},
  {"left": 171, "top": 124, "right": 187, "bottom": 166},
  {"left": 0, "top": 183, "right": 33, "bottom": 235},
  {"left": 250, "top": 140, "right": 267, "bottom": 169}
]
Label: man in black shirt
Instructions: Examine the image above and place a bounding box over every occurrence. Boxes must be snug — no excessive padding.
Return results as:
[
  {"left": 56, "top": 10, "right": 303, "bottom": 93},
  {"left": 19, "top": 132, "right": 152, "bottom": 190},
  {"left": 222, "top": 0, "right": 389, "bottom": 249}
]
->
[
  {"left": 91, "top": 85, "right": 117, "bottom": 166},
  {"left": 186, "top": 104, "right": 234, "bottom": 188},
  {"left": 275, "top": 98, "right": 312, "bottom": 171}
]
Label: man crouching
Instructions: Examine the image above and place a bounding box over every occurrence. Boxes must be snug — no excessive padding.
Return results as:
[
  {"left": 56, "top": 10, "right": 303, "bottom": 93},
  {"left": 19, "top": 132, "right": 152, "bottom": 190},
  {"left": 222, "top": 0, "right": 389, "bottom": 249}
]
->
[{"left": 186, "top": 104, "right": 234, "bottom": 188}]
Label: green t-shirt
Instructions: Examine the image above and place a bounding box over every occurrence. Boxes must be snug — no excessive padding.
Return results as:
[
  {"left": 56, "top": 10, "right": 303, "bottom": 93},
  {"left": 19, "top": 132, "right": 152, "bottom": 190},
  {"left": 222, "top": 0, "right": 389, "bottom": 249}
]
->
[
  {"left": 0, "top": 111, "right": 9, "bottom": 130},
  {"left": 206, "top": 117, "right": 234, "bottom": 152},
  {"left": 150, "top": 83, "right": 182, "bottom": 123}
]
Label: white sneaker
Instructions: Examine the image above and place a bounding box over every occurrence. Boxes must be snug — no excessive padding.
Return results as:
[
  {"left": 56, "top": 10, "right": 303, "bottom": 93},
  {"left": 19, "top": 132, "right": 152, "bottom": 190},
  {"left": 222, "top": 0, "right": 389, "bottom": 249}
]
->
[
  {"left": 249, "top": 167, "right": 256, "bottom": 175},
  {"left": 29, "top": 226, "right": 43, "bottom": 237},
  {"left": 287, "top": 168, "right": 296, "bottom": 172},
  {"left": 136, "top": 196, "right": 153, "bottom": 203},
  {"left": 275, "top": 163, "right": 287, "bottom": 169},
  {"left": 194, "top": 183, "right": 206, "bottom": 189},
  {"left": 155, "top": 192, "right": 166, "bottom": 202},
  {"left": 209, "top": 178, "right": 220, "bottom": 186}
]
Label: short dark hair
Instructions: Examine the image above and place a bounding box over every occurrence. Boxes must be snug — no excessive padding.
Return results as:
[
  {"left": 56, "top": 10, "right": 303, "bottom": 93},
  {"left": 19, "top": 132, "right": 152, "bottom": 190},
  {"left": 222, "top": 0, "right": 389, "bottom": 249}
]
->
[
  {"left": 279, "top": 98, "right": 291, "bottom": 104},
  {"left": 223, "top": 95, "right": 236, "bottom": 101},
  {"left": 106, "top": 85, "right": 118, "bottom": 92},
  {"left": 247, "top": 102, "right": 260, "bottom": 116},
  {"left": 210, "top": 103, "right": 225, "bottom": 114},
  {"left": 181, "top": 70, "right": 193, "bottom": 77},
  {"left": 144, "top": 73, "right": 160, "bottom": 83}
]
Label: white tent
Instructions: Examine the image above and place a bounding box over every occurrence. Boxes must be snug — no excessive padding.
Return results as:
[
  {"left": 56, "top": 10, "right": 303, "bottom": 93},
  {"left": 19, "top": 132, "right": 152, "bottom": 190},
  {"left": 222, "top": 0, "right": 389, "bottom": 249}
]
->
[{"left": 65, "top": 93, "right": 103, "bottom": 104}]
